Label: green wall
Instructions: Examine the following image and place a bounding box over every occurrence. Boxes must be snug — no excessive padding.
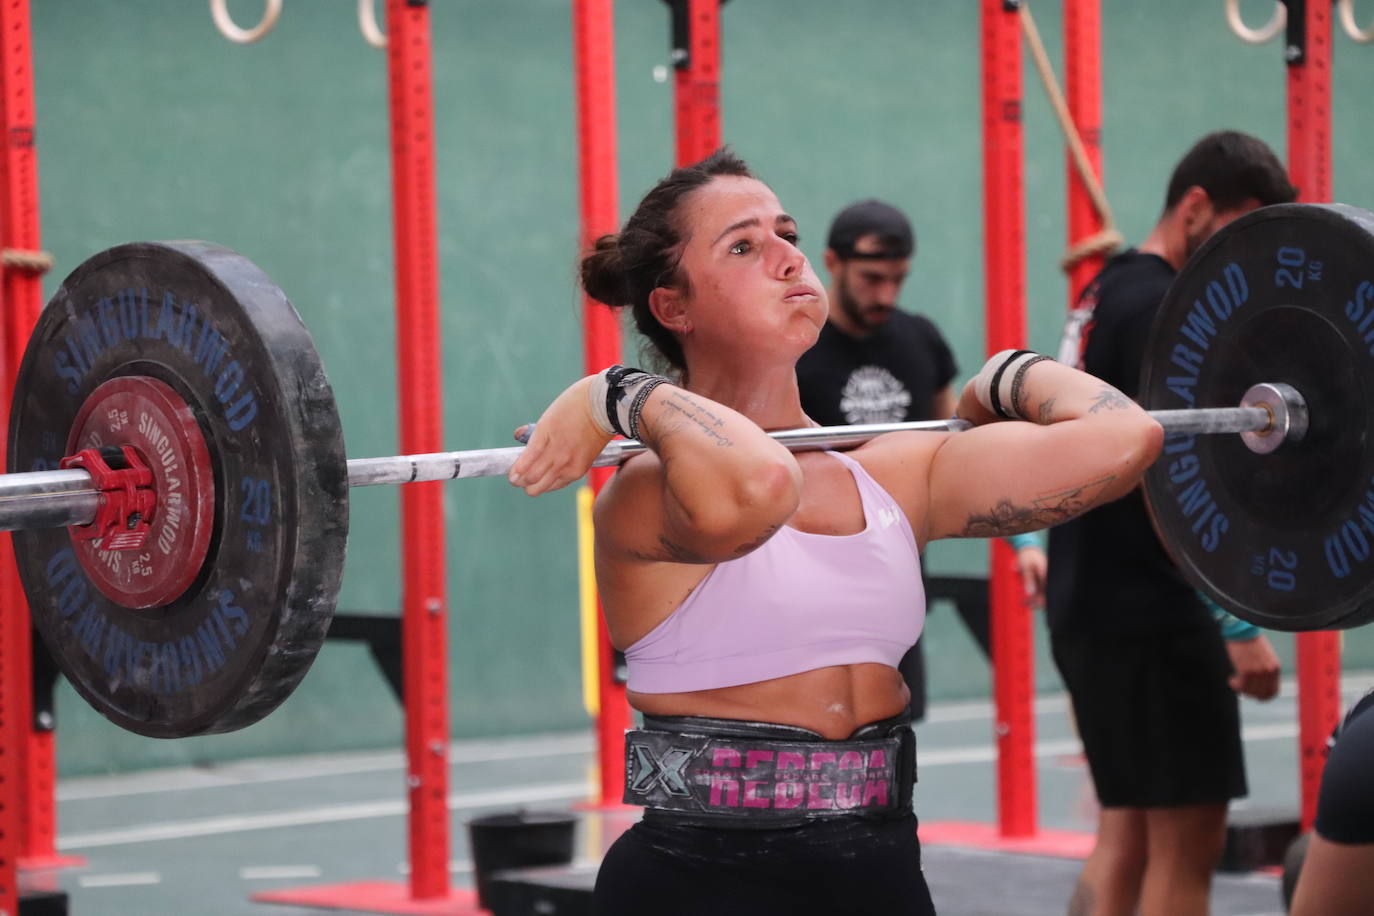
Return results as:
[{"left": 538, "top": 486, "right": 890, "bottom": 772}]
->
[{"left": 26, "top": 1, "right": 1374, "bottom": 775}]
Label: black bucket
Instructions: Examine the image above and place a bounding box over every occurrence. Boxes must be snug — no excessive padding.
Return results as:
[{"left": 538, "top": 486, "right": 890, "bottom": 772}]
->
[{"left": 467, "top": 809, "right": 577, "bottom": 910}]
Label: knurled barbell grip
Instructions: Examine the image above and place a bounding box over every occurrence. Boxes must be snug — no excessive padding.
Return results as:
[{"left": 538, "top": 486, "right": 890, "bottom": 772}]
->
[{"left": 0, "top": 402, "right": 1284, "bottom": 533}]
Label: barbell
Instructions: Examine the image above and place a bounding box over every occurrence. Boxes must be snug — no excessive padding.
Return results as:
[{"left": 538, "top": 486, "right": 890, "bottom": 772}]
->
[{"left": 7, "top": 202, "right": 1372, "bottom": 738}]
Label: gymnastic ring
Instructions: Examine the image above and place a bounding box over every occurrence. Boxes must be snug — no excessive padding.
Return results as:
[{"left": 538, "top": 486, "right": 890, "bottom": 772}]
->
[
  {"left": 1338, "top": 0, "right": 1374, "bottom": 42},
  {"left": 209, "top": 0, "right": 283, "bottom": 45},
  {"left": 359, "top": 0, "right": 387, "bottom": 49},
  {"left": 1223, "top": 0, "right": 1286, "bottom": 44}
]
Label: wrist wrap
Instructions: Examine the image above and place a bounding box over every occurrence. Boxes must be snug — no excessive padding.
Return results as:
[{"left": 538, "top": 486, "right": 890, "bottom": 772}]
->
[
  {"left": 974, "top": 349, "right": 1052, "bottom": 420},
  {"left": 588, "top": 365, "right": 670, "bottom": 439}
]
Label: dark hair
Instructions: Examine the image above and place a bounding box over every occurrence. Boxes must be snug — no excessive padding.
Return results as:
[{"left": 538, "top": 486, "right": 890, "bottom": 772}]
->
[
  {"left": 1163, "top": 130, "right": 1298, "bottom": 213},
  {"left": 826, "top": 199, "right": 915, "bottom": 261},
  {"left": 580, "top": 148, "right": 753, "bottom": 373}
]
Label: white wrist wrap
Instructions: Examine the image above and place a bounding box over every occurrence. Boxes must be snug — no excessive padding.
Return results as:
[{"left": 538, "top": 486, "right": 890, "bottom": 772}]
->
[
  {"left": 973, "top": 349, "right": 1052, "bottom": 420},
  {"left": 586, "top": 371, "right": 616, "bottom": 436},
  {"left": 587, "top": 365, "right": 670, "bottom": 439}
]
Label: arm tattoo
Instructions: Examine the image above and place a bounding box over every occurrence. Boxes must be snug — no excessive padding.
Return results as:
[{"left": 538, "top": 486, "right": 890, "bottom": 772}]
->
[
  {"left": 653, "top": 390, "right": 735, "bottom": 448},
  {"left": 959, "top": 475, "right": 1117, "bottom": 537},
  {"left": 1088, "top": 386, "right": 1132, "bottom": 413},
  {"left": 731, "top": 523, "right": 781, "bottom": 559},
  {"left": 1036, "top": 397, "right": 1056, "bottom": 424},
  {"left": 627, "top": 534, "right": 710, "bottom": 564}
]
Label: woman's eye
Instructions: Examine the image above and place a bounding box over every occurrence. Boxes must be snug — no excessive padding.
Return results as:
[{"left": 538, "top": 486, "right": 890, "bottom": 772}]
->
[
  {"left": 781, "top": 232, "right": 800, "bottom": 246},
  {"left": 729, "top": 239, "right": 752, "bottom": 255}
]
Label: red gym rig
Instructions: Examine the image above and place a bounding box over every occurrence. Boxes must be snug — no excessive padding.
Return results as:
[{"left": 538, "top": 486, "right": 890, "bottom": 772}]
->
[
  {"left": 255, "top": 0, "right": 464, "bottom": 911},
  {"left": 1286, "top": 0, "right": 1343, "bottom": 834},
  {"left": 2, "top": 7, "right": 83, "bottom": 916},
  {"left": 981, "top": 0, "right": 1038, "bottom": 842},
  {"left": 574, "top": 0, "right": 629, "bottom": 809}
]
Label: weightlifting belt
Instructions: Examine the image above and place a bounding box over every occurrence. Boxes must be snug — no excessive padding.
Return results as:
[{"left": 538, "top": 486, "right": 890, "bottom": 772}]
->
[{"left": 623, "top": 714, "right": 915, "bottom": 826}]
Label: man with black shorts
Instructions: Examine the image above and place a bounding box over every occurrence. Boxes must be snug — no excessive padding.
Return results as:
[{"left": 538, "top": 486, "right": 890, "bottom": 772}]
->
[
  {"left": 797, "top": 199, "right": 1047, "bottom": 721},
  {"left": 1048, "top": 131, "right": 1291, "bottom": 916}
]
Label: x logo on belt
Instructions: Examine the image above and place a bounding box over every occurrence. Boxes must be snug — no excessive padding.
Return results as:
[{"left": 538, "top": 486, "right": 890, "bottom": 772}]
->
[{"left": 628, "top": 743, "right": 694, "bottom": 797}]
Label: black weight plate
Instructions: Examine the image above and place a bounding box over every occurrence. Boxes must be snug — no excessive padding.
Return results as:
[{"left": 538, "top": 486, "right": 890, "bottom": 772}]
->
[
  {"left": 1142, "top": 203, "right": 1374, "bottom": 632},
  {"left": 10, "top": 242, "right": 348, "bottom": 736}
]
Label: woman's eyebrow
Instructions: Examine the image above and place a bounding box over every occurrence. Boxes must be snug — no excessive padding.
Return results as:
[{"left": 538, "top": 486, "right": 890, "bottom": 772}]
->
[
  {"left": 712, "top": 217, "right": 759, "bottom": 246},
  {"left": 711, "top": 214, "right": 796, "bottom": 246}
]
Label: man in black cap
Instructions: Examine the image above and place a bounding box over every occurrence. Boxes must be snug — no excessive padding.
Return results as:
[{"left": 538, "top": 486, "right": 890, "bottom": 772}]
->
[
  {"left": 798, "top": 200, "right": 957, "bottom": 426},
  {"left": 796, "top": 199, "right": 1047, "bottom": 721}
]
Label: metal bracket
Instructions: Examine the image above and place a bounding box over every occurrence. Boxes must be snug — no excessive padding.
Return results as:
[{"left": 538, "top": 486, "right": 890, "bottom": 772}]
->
[
  {"left": 32, "top": 630, "right": 60, "bottom": 732},
  {"left": 327, "top": 612, "right": 404, "bottom": 702},
  {"left": 660, "top": 0, "right": 731, "bottom": 71},
  {"left": 1284, "top": 0, "right": 1307, "bottom": 64}
]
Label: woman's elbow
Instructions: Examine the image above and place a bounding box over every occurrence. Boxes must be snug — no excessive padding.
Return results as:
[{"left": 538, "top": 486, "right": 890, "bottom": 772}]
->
[
  {"left": 694, "top": 455, "right": 801, "bottom": 546},
  {"left": 1134, "top": 414, "right": 1165, "bottom": 472},
  {"left": 731, "top": 455, "right": 802, "bottom": 529},
  {"left": 1113, "top": 413, "right": 1164, "bottom": 484}
]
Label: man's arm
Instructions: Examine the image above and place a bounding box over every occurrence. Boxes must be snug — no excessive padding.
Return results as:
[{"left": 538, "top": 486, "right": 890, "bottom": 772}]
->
[{"left": 1197, "top": 591, "right": 1281, "bottom": 700}]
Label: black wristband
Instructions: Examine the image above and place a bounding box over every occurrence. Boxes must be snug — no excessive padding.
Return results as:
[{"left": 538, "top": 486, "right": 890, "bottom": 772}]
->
[
  {"left": 603, "top": 365, "right": 644, "bottom": 437},
  {"left": 1008, "top": 354, "right": 1052, "bottom": 421},
  {"left": 988, "top": 350, "right": 1034, "bottom": 420},
  {"left": 626, "top": 377, "right": 669, "bottom": 441}
]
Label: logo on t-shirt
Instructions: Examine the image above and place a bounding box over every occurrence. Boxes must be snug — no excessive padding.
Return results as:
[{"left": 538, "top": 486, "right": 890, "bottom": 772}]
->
[
  {"left": 839, "top": 366, "right": 911, "bottom": 424},
  {"left": 1058, "top": 281, "right": 1100, "bottom": 370}
]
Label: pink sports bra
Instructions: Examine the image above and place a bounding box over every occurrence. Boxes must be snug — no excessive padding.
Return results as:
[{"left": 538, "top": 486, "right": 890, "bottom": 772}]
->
[{"left": 623, "top": 450, "right": 926, "bottom": 694}]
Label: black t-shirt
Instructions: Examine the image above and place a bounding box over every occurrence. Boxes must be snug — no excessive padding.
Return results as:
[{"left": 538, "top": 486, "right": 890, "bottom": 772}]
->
[
  {"left": 1046, "top": 250, "right": 1213, "bottom": 636},
  {"left": 795, "top": 311, "right": 958, "bottom": 427}
]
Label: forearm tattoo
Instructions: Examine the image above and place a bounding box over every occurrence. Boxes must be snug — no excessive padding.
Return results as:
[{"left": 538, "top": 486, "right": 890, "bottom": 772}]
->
[
  {"left": 960, "top": 475, "right": 1117, "bottom": 537},
  {"left": 1088, "top": 385, "right": 1132, "bottom": 413},
  {"left": 652, "top": 390, "right": 735, "bottom": 448},
  {"left": 1035, "top": 397, "right": 1056, "bottom": 424}
]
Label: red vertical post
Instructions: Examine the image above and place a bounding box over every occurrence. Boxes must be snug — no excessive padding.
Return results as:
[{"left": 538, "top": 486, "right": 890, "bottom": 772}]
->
[
  {"left": 1286, "top": 0, "right": 1339, "bottom": 834},
  {"left": 981, "top": 0, "right": 1036, "bottom": 838},
  {"left": 672, "top": 0, "right": 722, "bottom": 165},
  {"left": 0, "top": 0, "right": 58, "bottom": 877},
  {"left": 1063, "top": 0, "right": 1106, "bottom": 303},
  {"left": 386, "top": 0, "right": 449, "bottom": 898},
  {"left": 573, "top": 0, "right": 629, "bottom": 807}
]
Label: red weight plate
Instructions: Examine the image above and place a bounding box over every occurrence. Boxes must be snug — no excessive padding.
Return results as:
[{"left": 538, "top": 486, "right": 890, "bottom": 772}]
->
[{"left": 65, "top": 376, "right": 215, "bottom": 609}]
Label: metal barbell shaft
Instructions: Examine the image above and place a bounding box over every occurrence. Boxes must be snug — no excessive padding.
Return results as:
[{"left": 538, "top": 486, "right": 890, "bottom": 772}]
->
[
  {"left": 0, "top": 399, "right": 1285, "bottom": 533},
  {"left": 344, "top": 406, "right": 1275, "bottom": 487}
]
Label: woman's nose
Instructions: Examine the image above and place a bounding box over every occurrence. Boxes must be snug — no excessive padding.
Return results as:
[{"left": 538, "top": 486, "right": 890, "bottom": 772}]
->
[{"left": 775, "top": 240, "right": 803, "bottom": 277}]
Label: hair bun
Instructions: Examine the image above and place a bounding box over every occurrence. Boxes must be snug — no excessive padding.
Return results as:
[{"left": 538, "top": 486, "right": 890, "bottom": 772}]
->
[{"left": 581, "top": 234, "right": 629, "bottom": 308}]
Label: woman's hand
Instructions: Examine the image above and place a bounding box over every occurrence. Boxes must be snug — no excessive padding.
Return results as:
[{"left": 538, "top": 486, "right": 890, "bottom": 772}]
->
[
  {"left": 508, "top": 376, "right": 613, "bottom": 496},
  {"left": 954, "top": 377, "right": 1001, "bottom": 427}
]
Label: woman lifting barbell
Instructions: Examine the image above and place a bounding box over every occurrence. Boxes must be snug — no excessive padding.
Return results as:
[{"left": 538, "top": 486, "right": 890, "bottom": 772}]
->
[{"left": 507, "top": 148, "right": 1161, "bottom": 915}]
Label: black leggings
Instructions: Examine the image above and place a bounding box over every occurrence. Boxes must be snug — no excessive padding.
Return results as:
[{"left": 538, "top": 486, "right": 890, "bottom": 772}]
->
[{"left": 593, "top": 812, "right": 937, "bottom": 916}]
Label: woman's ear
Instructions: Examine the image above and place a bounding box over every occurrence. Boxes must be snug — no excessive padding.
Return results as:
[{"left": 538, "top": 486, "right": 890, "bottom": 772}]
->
[{"left": 649, "top": 286, "right": 691, "bottom": 335}]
